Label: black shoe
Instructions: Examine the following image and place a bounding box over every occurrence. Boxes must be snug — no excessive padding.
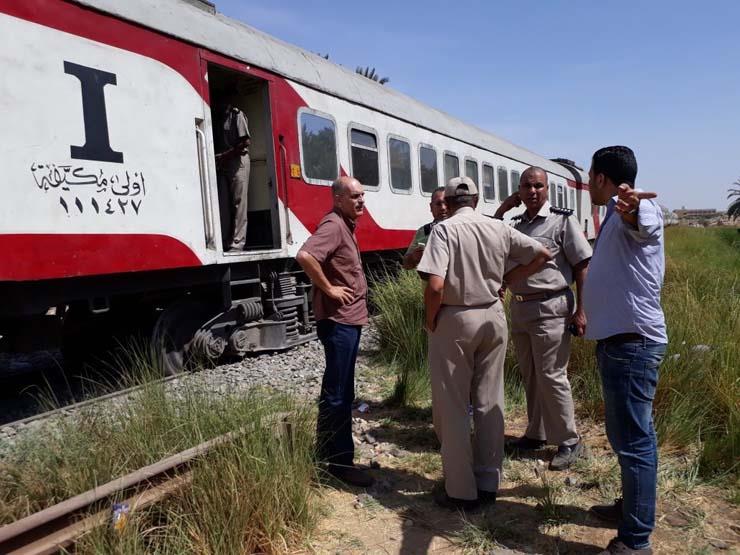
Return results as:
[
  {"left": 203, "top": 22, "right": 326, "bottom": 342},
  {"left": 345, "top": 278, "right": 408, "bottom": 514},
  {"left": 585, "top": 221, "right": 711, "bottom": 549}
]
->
[
  {"left": 432, "top": 485, "right": 480, "bottom": 512},
  {"left": 549, "top": 440, "right": 585, "bottom": 470},
  {"left": 327, "top": 464, "right": 374, "bottom": 488},
  {"left": 598, "top": 538, "right": 653, "bottom": 554},
  {"left": 477, "top": 489, "right": 497, "bottom": 506},
  {"left": 590, "top": 498, "right": 623, "bottom": 523},
  {"left": 506, "top": 435, "right": 546, "bottom": 452}
]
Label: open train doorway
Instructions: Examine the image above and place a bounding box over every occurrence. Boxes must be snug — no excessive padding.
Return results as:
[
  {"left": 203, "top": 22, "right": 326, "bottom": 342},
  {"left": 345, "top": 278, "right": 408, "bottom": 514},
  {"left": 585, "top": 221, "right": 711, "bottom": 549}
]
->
[{"left": 207, "top": 64, "right": 280, "bottom": 253}]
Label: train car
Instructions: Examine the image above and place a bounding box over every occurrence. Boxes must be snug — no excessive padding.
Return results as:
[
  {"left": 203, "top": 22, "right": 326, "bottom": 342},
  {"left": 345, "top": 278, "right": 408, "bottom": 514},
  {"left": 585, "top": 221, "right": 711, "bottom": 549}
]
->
[{"left": 0, "top": 0, "right": 600, "bottom": 374}]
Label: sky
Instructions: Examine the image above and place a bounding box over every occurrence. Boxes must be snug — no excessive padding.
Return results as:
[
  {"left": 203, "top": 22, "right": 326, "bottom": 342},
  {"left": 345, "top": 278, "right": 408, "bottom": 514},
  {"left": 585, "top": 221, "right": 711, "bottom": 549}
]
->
[{"left": 216, "top": 0, "right": 739, "bottom": 211}]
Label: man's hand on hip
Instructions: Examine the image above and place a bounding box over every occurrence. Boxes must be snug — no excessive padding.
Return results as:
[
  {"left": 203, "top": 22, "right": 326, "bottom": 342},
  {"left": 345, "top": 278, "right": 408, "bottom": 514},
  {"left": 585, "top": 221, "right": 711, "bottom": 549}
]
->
[{"left": 326, "top": 285, "right": 354, "bottom": 305}]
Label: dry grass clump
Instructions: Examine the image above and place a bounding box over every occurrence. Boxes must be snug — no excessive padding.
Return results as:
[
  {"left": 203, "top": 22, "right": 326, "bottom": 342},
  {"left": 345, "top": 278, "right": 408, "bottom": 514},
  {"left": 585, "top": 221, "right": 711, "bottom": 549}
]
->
[{"left": 0, "top": 345, "right": 321, "bottom": 554}]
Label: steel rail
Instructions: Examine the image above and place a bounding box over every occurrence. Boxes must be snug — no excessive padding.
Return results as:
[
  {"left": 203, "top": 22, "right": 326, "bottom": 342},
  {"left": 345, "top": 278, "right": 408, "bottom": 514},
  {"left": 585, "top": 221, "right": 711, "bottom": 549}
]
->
[
  {"left": 3, "top": 374, "right": 179, "bottom": 430},
  {"left": 0, "top": 413, "right": 292, "bottom": 555}
]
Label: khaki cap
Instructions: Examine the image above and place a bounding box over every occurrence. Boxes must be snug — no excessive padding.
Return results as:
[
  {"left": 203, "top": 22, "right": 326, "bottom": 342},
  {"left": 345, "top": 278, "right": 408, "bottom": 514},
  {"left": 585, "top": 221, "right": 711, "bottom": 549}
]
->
[{"left": 444, "top": 176, "right": 478, "bottom": 198}]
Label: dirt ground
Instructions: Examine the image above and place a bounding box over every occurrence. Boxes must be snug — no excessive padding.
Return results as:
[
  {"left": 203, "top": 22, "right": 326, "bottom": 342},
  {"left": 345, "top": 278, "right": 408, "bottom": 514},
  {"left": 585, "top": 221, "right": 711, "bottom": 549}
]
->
[{"left": 301, "top": 364, "right": 739, "bottom": 555}]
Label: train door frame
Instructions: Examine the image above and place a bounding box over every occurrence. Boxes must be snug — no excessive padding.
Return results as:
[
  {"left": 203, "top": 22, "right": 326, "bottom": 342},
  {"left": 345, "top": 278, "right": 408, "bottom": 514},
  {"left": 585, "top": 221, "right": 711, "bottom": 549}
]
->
[{"left": 198, "top": 52, "right": 283, "bottom": 258}]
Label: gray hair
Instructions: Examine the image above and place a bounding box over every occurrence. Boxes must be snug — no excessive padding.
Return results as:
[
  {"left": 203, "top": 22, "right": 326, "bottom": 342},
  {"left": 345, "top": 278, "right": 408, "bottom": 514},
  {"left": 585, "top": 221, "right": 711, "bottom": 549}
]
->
[
  {"left": 520, "top": 166, "right": 548, "bottom": 185},
  {"left": 331, "top": 177, "right": 345, "bottom": 196}
]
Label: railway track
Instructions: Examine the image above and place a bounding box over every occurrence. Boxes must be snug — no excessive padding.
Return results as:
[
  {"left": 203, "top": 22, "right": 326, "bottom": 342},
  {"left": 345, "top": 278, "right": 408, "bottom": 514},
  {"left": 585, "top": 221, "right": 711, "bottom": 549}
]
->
[
  {"left": 1, "top": 374, "right": 179, "bottom": 431},
  {"left": 0, "top": 414, "right": 293, "bottom": 555}
]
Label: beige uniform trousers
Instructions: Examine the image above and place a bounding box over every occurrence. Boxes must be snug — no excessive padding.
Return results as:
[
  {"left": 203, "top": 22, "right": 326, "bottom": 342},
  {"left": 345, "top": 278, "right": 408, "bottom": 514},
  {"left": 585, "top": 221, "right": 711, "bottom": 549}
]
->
[
  {"left": 510, "top": 290, "right": 579, "bottom": 446},
  {"left": 218, "top": 154, "right": 250, "bottom": 250},
  {"left": 429, "top": 302, "right": 507, "bottom": 500}
]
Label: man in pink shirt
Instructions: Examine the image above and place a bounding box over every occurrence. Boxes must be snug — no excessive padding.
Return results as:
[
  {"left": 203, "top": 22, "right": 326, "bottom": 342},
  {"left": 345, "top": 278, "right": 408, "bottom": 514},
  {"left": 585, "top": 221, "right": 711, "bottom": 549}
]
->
[{"left": 296, "top": 176, "right": 372, "bottom": 487}]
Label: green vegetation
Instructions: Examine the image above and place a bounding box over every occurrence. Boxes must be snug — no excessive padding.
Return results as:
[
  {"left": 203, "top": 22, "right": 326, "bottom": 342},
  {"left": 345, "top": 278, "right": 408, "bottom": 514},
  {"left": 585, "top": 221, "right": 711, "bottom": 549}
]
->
[
  {"left": 0, "top": 347, "right": 321, "bottom": 554},
  {"left": 371, "top": 269, "right": 429, "bottom": 406},
  {"left": 372, "top": 227, "right": 739, "bottom": 479}
]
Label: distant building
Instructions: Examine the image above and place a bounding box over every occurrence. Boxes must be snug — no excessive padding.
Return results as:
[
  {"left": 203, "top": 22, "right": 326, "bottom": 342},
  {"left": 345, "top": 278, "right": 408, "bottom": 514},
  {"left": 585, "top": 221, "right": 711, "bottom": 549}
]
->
[
  {"left": 673, "top": 207, "right": 730, "bottom": 227},
  {"left": 674, "top": 208, "right": 719, "bottom": 219}
]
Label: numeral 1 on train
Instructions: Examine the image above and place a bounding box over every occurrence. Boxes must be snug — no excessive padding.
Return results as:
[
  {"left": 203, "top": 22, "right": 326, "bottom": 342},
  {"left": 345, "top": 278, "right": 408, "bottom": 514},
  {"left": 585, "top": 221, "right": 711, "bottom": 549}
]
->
[{"left": 64, "top": 61, "right": 124, "bottom": 164}]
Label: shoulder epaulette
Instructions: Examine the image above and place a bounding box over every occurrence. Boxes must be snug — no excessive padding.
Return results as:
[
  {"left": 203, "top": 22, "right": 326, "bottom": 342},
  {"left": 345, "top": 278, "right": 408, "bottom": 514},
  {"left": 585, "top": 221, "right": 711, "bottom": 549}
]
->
[
  {"left": 511, "top": 214, "right": 524, "bottom": 221},
  {"left": 484, "top": 214, "right": 504, "bottom": 221},
  {"left": 549, "top": 206, "right": 573, "bottom": 216}
]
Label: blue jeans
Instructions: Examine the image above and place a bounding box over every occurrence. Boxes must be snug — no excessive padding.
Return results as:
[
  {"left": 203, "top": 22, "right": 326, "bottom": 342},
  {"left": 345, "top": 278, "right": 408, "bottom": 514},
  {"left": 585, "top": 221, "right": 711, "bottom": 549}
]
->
[
  {"left": 597, "top": 336, "right": 666, "bottom": 550},
  {"left": 316, "top": 320, "right": 361, "bottom": 467}
]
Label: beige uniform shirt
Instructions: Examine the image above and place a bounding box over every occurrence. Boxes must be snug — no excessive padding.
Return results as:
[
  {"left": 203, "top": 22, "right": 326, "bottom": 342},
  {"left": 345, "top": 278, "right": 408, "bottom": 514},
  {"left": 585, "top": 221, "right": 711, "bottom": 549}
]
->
[
  {"left": 509, "top": 202, "right": 592, "bottom": 295},
  {"left": 417, "top": 207, "right": 544, "bottom": 306},
  {"left": 217, "top": 107, "right": 251, "bottom": 172}
]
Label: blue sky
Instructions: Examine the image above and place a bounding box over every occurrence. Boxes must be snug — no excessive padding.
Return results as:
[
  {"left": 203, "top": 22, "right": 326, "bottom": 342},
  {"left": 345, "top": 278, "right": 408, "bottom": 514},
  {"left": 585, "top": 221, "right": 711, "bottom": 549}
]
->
[{"left": 217, "top": 0, "right": 739, "bottom": 211}]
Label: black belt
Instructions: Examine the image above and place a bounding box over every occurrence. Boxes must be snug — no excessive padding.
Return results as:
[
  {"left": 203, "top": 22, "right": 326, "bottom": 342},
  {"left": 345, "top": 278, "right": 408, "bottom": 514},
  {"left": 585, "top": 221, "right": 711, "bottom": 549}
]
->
[
  {"left": 602, "top": 333, "right": 643, "bottom": 344},
  {"left": 513, "top": 287, "right": 569, "bottom": 303}
]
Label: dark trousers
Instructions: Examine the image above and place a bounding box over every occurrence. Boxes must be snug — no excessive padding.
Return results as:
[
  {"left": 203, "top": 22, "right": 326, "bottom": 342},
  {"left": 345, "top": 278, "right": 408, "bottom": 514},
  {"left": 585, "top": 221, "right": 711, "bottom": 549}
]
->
[
  {"left": 597, "top": 336, "right": 666, "bottom": 550},
  {"left": 316, "top": 319, "right": 361, "bottom": 467}
]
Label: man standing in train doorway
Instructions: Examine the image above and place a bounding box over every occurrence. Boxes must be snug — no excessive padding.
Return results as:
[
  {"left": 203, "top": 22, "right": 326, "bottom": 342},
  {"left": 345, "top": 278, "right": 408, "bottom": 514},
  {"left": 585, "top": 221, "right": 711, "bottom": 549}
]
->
[
  {"left": 296, "top": 176, "right": 373, "bottom": 488},
  {"left": 495, "top": 167, "right": 592, "bottom": 470},
  {"left": 418, "top": 176, "right": 550, "bottom": 510},
  {"left": 214, "top": 95, "right": 251, "bottom": 252},
  {"left": 583, "top": 146, "right": 665, "bottom": 555},
  {"left": 402, "top": 187, "right": 449, "bottom": 270}
]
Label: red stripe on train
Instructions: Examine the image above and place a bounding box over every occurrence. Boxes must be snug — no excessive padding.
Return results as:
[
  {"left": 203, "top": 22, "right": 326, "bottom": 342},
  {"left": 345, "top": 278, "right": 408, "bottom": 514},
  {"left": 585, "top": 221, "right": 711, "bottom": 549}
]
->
[
  {"left": 1, "top": 234, "right": 202, "bottom": 281},
  {"left": 0, "top": 0, "right": 203, "bottom": 96}
]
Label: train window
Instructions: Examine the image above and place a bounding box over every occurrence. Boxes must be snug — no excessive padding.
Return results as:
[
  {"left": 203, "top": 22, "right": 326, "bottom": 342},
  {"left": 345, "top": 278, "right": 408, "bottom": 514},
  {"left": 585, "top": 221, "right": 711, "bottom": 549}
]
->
[
  {"left": 482, "top": 163, "right": 495, "bottom": 202},
  {"left": 557, "top": 184, "right": 565, "bottom": 207},
  {"left": 570, "top": 189, "right": 577, "bottom": 216},
  {"left": 349, "top": 127, "right": 379, "bottom": 188},
  {"left": 510, "top": 170, "right": 521, "bottom": 192},
  {"left": 419, "top": 144, "right": 438, "bottom": 194},
  {"left": 549, "top": 182, "right": 556, "bottom": 205},
  {"left": 388, "top": 136, "right": 412, "bottom": 192},
  {"left": 299, "top": 110, "right": 338, "bottom": 184},
  {"left": 465, "top": 158, "right": 479, "bottom": 185},
  {"left": 497, "top": 166, "right": 509, "bottom": 200},
  {"left": 444, "top": 153, "right": 459, "bottom": 183}
]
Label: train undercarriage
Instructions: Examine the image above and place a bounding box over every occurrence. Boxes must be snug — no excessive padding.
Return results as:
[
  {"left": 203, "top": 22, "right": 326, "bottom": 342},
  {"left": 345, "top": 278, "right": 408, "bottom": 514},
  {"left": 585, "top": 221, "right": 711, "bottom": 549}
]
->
[
  {"left": 0, "top": 252, "right": 399, "bottom": 376},
  {"left": 0, "top": 260, "right": 318, "bottom": 376}
]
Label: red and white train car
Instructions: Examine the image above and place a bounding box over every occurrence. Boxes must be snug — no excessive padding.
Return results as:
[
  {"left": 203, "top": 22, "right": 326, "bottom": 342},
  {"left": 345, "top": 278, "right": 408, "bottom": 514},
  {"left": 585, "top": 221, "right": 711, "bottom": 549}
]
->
[{"left": 0, "top": 0, "right": 602, "bottom": 372}]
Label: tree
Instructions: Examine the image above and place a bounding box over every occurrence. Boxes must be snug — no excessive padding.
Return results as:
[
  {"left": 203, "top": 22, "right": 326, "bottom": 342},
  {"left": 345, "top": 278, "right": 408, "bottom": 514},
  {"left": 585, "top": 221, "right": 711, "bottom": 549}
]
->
[
  {"left": 355, "top": 66, "right": 389, "bottom": 85},
  {"left": 728, "top": 177, "right": 740, "bottom": 220}
]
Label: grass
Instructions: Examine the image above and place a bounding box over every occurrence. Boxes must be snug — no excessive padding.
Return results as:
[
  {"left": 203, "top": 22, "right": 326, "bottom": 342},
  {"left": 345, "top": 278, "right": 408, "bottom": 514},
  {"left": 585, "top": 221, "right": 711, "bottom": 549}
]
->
[
  {"left": 0, "top": 344, "right": 321, "bottom": 554},
  {"left": 533, "top": 462, "right": 566, "bottom": 524},
  {"left": 371, "top": 269, "right": 430, "bottom": 406},
  {"left": 371, "top": 227, "right": 739, "bottom": 482},
  {"left": 453, "top": 515, "right": 503, "bottom": 554}
]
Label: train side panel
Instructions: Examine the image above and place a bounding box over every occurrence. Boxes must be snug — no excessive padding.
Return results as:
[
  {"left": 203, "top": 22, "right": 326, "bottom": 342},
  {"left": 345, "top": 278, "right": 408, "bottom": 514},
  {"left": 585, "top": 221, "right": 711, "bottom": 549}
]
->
[{"left": 0, "top": 8, "right": 215, "bottom": 282}]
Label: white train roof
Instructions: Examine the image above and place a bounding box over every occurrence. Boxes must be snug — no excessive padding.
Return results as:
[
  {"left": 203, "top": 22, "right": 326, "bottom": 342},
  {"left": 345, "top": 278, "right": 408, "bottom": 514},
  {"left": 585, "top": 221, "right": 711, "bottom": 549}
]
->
[{"left": 74, "top": 0, "right": 581, "bottom": 180}]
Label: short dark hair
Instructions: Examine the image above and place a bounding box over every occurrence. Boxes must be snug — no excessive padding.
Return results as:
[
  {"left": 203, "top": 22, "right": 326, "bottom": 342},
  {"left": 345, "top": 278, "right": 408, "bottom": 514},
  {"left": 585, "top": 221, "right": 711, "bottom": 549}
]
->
[
  {"left": 446, "top": 195, "right": 476, "bottom": 209},
  {"left": 431, "top": 186, "right": 445, "bottom": 197},
  {"left": 591, "top": 146, "right": 637, "bottom": 186}
]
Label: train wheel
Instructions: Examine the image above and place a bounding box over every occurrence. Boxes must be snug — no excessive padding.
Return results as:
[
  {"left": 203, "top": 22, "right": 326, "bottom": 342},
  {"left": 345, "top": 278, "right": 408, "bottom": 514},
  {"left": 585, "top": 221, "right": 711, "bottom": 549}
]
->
[{"left": 152, "top": 299, "right": 218, "bottom": 376}]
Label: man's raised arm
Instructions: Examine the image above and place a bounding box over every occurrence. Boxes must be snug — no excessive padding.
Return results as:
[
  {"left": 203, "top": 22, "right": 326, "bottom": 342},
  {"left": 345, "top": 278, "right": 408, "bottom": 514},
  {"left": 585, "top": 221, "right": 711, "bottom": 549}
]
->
[{"left": 503, "top": 245, "right": 552, "bottom": 286}]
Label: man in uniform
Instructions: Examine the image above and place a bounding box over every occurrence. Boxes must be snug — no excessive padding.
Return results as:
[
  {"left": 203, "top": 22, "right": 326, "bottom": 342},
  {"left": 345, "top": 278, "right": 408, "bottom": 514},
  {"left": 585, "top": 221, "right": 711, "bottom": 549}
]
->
[
  {"left": 417, "top": 176, "right": 551, "bottom": 510},
  {"left": 296, "top": 176, "right": 373, "bottom": 488},
  {"left": 215, "top": 98, "right": 251, "bottom": 252},
  {"left": 402, "top": 187, "right": 448, "bottom": 270},
  {"left": 494, "top": 166, "right": 592, "bottom": 470}
]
